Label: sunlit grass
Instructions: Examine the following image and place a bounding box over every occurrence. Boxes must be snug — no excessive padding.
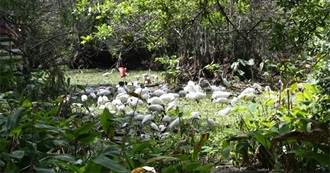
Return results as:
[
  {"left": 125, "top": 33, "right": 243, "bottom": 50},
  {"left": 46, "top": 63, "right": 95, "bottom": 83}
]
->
[
  {"left": 65, "top": 69, "right": 164, "bottom": 86},
  {"left": 64, "top": 69, "right": 265, "bottom": 133}
]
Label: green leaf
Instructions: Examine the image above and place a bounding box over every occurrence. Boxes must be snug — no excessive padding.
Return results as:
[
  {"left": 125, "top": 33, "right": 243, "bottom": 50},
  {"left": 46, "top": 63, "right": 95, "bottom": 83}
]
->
[
  {"left": 76, "top": 132, "right": 102, "bottom": 143},
  {"left": 74, "top": 121, "right": 97, "bottom": 135},
  {"left": 0, "top": 114, "right": 7, "bottom": 126},
  {"left": 10, "top": 150, "right": 24, "bottom": 159},
  {"left": 4, "top": 160, "right": 19, "bottom": 173},
  {"left": 57, "top": 161, "right": 82, "bottom": 173},
  {"left": 182, "top": 161, "right": 202, "bottom": 171},
  {"left": 264, "top": 98, "right": 275, "bottom": 107},
  {"left": 83, "top": 161, "right": 102, "bottom": 173},
  {"left": 193, "top": 133, "right": 209, "bottom": 160},
  {"left": 253, "top": 131, "right": 271, "bottom": 149},
  {"left": 132, "top": 141, "right": 151, "bottom": 153},
  {"left": 53, "top": 154, "right": 76, "bottom": 162},
  {"left": 92, "top": 155, "right": 130, "bottom": 173},
  {"left": 6, "top": 107, "right": 25, "bottom": 131},
  {"left": 35, "top": 167, "right": 56, "bottom": 173},
  {"left": 145, "top": 156, "right": 179, "bottom": 164},
  {"left": 305, "top": 152, "right": 330, "bottom": 168},
  {"left": 200, "top": 164, "right": 214, "bottom": 173},
  {"left": 22, "top": 99, "right": 32, "bottom": 108},
  {"left": 100, "top": 109, "right": 115, "bottom": 139}
]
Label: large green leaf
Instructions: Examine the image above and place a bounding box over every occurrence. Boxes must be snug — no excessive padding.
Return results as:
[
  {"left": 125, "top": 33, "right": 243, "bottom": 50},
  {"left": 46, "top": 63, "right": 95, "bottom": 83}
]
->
[
  {"left": 182, "top": 161, "right": 202, "bottom": 171},
  {"left": 76, "top": 132, "right": 102, "bottom": 143},
  {"left": 100, "top": 108, "right": 115, "bottom": 139},
  {"left": 6, "top": 107, "right": 25, "bottom": 131},
  {"left": 4, "top": 160, "right": 19, "bottom": 173},
  {"left": 52, "top": 154, "right": 76, "bottom": 162},
  {"left": 83, "top": 161, "right": 102, "bottom": 173},
  {"left": 305, "top": 152, "right": 330, "bottom": 168},
  {"left": 74, "top": 121, "right": 97, "bottom": 135},
  {"left": 193, "top": 133, "right": 209, "bottom": 160},
  {"left": 35, "top": 167, "right": 56, "bottom": 173},
  {"left": 253, "top": 131, "right": 271, "bottom": 149},
  {"left": 92, "top": 155, "right": 130, "bottom": 173},
  {"left": 10, "top": 150, "right": 24, "bottom": 159}
]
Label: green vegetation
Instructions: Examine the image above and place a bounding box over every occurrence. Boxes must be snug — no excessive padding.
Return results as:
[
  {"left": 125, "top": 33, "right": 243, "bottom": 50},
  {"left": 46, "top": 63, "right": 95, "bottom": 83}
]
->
[{"left": 0, "top": 0, "right": 330, "bottom": 172}]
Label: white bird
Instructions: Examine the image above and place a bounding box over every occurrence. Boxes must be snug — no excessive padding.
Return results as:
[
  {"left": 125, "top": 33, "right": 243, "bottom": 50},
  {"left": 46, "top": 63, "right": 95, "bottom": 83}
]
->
[
  {"left": 213, "top": 97, "right": 230, "bottom": 105},
  {"left": 231, "top": 96, "right": 239, "bottom": 107},
  {"left": 221, "top": 72, "right": 231, "bottom": 88},
  {"left": 147, "top": 96, "right": 163, "bottom": 104},
  {"left": 238, "top": 87, "right": 256, "bottom": 99},
  {"left": 115, "top": 103, "right": 126, "bottom": 112},
  {"left": 190, "top": 112, "right": 200, "bottom": 119},
  {"left": 184, "top": 80, "right": 198, "bottom": 93},
  {"left": 81, "top": 94, "right": 88, "bottom": 102},
  {"left": 159, "top": 93, "right": 176, "bottom": 103},
  {"left": 116, "top": 93, "right": 130, "bottom": 103},
  {"left": 211, "top": 91, "right": 233, "bottom": 99},
  {"left": 218, "top": 107, "right": 233, "bottom": 116},
  {"left": 142, "top": 113, "right": 155, "bottom": 124},
  {"left": 97, "top": 88, "right": 111, "bottom": 96},
  {"left": 134, "top": 87, "right": 150, "bottom": 96},
  {"left": 89, "top": 92, "right": 97, "bottom": 99},
  {"left": 161, "top": 114, "right": 172, "bottom": 123},
  {"left": 178, "top": 89, "right": 188, "bottom": 97},
  {"left": 111, "top": 98, "right": 122, "bottom": 106},
  {"left": 85, "top": 107, "right": 95, "bottom": 117},
  {"left": 242, "top": 93, "right": 256, "bottom": 101},
  {"left": 97, "top": 95, "right": 109, "bottom": 107},
  {"left": 264, "top": 86, "right": 272, "bottom": 92},
  {"left": 147, "top": 103, "right": 164, "bottom": 113},
  {"left": 133, "top": 114, "right": 145, "bottom": 121},
  {"left": 102, "top": 69, "right": 115, "bottom": 77},
  {"left": 153, "top": 89, "right": 166, "bottom": 96},
  {"left": 126, "top": 110, "right": 138, "bottom": 117},
  {"left": 166, "top": 99, "right": 179, "bottom": 111},
  {"left": 207, "top": 118, "right": 215, "bottom": 127},
  {"left": 150, "top": 122, "right": 160, "bottom": 131},
  {"left": 185, "top": 91, "right": 206, "bottom": 102},
  {"left": 168, "top": 117, "right": 182, "bottom": 129},
  {"left": 252, "top": 83, "right": 263, "bottom": 92},
  {"left": 117, "top": 85, "right": 127, "bottom": 94},
  {"left": 159, "top": 124, "right": 167, "bottom": 133},
  {"left": 127, "top": 97, "right": 143, "bottom": 108}
]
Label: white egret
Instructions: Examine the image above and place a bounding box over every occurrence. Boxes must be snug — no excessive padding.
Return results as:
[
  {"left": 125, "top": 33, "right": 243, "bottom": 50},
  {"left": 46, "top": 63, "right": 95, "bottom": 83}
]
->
[
  {"left": 147, "top": 103, "right": 164, "bottom": 113},
  {"left": 150, "top": 122, "right": 160, "bottom": 131},
  {"left": 81, "top": 94, "right": 88, "bottom": 102},
  {"left": 142, "top": 113, "right": 155, "bottom": 124},
  {"left": 147, "top": 96, "right": 163, "bottom": 105},
  {"left": 213, "top": 97, "right": 230, "bottom": 105},
  {"left": 211, "top": 91, "right": 234, "bottom": 99},
  {"left": 190, "top": 112, "right": 200, "bottom": 119},
  {"left": 218, "top": 107, "right": 233, "bottom": 116},
  {"left": 161, "top": 114, "right": 172, "bottom": 123},
  {"left": 168, "top": 117, "right": 182, "bottom": 129}
]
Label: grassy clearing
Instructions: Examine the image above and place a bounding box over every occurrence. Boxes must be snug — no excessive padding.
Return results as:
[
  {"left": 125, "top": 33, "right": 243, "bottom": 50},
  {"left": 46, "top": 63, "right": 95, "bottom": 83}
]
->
[{"left": 64, "top": 69, "right": 273, "bottom": 138}]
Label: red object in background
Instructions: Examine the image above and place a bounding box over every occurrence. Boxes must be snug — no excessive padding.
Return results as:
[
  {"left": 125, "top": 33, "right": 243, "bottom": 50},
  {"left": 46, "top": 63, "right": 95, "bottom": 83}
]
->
[
  {"left": 145, "top": 76, "right": 151, "bottom": 84},
  {"left": 118, "top": 67, "right": 127, "bottom": 77}
]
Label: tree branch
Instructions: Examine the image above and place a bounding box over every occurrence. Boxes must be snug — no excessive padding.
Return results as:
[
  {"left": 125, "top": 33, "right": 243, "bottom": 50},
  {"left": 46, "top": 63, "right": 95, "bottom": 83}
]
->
[{"left": 215, "top": 0, "right": 249, "bottom": 41}]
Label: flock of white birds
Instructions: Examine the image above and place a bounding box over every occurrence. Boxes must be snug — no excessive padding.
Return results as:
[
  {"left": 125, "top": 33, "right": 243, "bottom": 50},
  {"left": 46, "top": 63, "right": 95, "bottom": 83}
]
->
[{"left": 70, "top": 70, "right": 274, "bottom": 140}]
